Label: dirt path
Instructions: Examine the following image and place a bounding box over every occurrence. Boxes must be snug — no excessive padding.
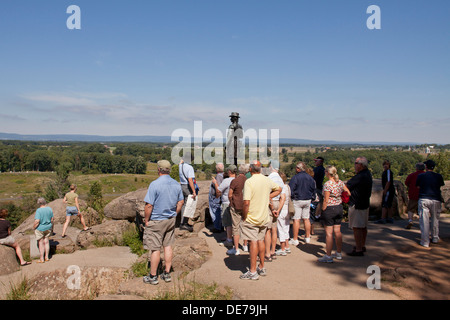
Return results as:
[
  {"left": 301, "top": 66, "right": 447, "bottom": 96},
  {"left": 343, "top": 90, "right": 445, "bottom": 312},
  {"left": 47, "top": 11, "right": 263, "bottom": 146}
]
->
[
  {"left": 188, "top": 217, "right": 450, "bottom": 300},
  {"left": 2, "top": 217, "right": 449, "bottom": 300}
]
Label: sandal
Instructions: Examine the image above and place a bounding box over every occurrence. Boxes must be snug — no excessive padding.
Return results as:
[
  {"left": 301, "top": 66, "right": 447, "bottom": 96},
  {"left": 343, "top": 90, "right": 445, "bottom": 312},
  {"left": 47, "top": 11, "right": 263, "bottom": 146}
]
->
[
  {"left": 20, "top": 261, "right": 32, "bottom": 266},
  {"left": 264, "top": 256, "right": 273, "bottom": 262},
  {"left": 36, "top": 260, "right": 45, "bottom": 264}
]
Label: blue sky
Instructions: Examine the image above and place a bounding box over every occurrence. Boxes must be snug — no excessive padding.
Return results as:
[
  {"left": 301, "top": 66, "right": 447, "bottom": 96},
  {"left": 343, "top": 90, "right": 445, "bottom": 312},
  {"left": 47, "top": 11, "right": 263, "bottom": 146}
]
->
[{"left": 0, "top": 0, "right": 449, "bottom": 144}]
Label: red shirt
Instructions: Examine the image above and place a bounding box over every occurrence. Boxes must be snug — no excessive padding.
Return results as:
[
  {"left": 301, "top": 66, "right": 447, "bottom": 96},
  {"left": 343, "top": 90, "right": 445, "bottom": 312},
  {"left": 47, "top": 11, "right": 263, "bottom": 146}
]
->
[{"left": 405, "top": 170, "right": 425, "bottom": 200}]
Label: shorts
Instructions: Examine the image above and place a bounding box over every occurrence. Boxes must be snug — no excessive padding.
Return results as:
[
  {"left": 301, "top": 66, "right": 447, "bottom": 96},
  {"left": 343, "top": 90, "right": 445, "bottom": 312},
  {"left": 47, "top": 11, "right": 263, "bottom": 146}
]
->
[
  {"left": 66, "top": 206, "right": 79, "bottom": 216},
  {"left": 0, "top": 235, "right": 15, "bottom": 246},
  {"left": 321, "top": 204, "right": 343, "bottom": 227},
  {"left": 230, "top": 207, "right": 243, "bottom": 237},
  {"left": 221, "top": 203, "right": 232, "bottom": 227},
  {"left": 35, "top": 229, "right": 51, "bottom": 241},
  {"left": 382, "top": 191, "right": 394, "bottom": 208},
  {"left": 143, "top": 217, "right": 175, "bottom": 252},
  {"left": 407, "top": 199, "right": 419, "bottom": 213},
  {"left": 240, "top": 220, "right": 268, "bottom": 242},
  {"left": 348, "top": 206, "right": 369, "bottom": 229},
  {"left": 292, "top": 200, "right": 311, "bottom": 220}
]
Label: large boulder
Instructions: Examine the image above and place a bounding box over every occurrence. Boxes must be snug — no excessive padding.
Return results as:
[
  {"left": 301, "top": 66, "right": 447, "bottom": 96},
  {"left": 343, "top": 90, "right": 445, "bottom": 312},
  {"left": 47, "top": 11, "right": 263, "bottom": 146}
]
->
[
  {"left": 0, "top": 245, "right": 20, "bottom": 276},
  {"left": 76, "top": 220, "right": 133, "bottom": 249},
  {"left": 103, "top": 180, "right": 212, "bottom": 231},
  {"left": 27, "top": 266, "right": 130, "bottom": 300},
  {"left": 171, "top": 236, "right": 212, "bottom": 272},
  {"left": 104, "top": 189, "right": 147, "bottom": 221},
  {"left": 369, "top": 179, "right": 408, "bottom": 218},
  {"left": 12, "top": 199, "right": 101, "bottom": 237}
]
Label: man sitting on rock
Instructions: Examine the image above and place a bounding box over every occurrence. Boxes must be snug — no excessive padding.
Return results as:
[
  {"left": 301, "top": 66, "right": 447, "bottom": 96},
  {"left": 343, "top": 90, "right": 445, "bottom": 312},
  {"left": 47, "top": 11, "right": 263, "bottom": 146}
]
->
[{"left": 143, "top": 160, "right": 184, "bottom": 285}]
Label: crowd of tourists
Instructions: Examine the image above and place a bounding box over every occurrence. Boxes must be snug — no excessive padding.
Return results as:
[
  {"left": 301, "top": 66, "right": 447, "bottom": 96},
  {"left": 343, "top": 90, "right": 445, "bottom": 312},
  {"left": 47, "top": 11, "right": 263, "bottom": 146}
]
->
[{"left": 0, "top": 154, "right": 445, "bottom": 285}]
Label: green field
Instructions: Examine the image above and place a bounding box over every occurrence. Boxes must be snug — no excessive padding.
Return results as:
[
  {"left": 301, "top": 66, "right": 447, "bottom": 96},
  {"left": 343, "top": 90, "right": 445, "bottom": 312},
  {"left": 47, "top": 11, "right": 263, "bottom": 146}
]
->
[{"left": 0, "top": 163, "right": 159, "bottom": 206}]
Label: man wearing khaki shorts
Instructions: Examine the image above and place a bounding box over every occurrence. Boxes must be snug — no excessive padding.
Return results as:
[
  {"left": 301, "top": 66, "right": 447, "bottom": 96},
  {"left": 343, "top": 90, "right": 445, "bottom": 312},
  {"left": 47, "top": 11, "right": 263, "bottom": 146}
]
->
[
  {"left": 143, "top": 160, "right": 184, "bottom": 285},
  {"left": 346, "top": 157, "right": 373, "bottom": 256},
  {"left": 240, "top": 161, "right": 281, "bottom": 280}
]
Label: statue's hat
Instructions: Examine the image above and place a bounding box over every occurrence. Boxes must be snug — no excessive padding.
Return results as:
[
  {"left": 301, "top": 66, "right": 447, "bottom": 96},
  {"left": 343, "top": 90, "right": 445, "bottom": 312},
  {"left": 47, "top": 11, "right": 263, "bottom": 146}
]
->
[{"left": 229, "top": 112, "right": 240, "bottom": 118}]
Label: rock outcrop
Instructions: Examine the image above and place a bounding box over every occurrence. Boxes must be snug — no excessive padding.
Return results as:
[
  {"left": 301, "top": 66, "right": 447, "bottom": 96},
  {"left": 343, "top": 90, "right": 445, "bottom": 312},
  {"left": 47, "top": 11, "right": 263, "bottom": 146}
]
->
[
  {"left": 0, "top": 245, "right": 20, "bottom": 276},
  {"left": 76, "top": 220, "right": 134, "bottom": 249},
  {"left": 369, "top": 179, "right": 408, "bottom": 218},
  {"left": 27, "top": 266, "right": 131, "bottom": 300},
  {"left": 104, "top": 189, "right": 147, "bottom": 221}
]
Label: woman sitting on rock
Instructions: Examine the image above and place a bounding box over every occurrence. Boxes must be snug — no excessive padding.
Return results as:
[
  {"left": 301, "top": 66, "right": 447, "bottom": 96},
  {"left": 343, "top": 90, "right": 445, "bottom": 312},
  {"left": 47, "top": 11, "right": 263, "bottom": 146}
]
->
[{"left": 0, "top": 208, "right": 31, "bottom": 266}]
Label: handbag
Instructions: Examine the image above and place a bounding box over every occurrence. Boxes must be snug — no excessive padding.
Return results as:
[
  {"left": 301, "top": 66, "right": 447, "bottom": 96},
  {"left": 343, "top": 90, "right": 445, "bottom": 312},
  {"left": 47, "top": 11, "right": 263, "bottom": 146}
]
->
[{"left": 341, "top": 190, "right": 350, "bottom": 204}]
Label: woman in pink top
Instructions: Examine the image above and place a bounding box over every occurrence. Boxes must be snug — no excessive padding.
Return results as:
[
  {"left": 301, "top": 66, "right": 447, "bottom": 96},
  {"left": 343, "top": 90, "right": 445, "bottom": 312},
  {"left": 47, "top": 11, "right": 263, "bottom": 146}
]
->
[{"left": 318, "top": 166, "right": 351, "bottom": 263}]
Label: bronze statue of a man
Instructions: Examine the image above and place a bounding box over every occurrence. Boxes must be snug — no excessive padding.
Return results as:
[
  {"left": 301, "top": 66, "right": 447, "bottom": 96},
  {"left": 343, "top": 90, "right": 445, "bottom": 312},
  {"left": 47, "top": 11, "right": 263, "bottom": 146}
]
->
[{"left": 226, "top": 112, "right": 243, "bottom": 165}]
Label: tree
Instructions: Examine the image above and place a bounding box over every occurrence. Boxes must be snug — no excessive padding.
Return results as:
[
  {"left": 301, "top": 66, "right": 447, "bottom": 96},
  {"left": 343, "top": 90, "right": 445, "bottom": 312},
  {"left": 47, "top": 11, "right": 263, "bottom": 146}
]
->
[
  {"left": 88, "top": 181, "right": 104, "bottom": 217},
  {"left": 45, "top": 162, "right": 72, "bottom": 201}
]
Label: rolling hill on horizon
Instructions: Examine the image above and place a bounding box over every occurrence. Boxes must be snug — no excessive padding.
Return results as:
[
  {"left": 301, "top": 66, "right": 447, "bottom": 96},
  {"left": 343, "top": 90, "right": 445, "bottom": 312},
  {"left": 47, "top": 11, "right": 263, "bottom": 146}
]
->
[{"left": 0, "top": 132, "right": 424, "bottom": 146}]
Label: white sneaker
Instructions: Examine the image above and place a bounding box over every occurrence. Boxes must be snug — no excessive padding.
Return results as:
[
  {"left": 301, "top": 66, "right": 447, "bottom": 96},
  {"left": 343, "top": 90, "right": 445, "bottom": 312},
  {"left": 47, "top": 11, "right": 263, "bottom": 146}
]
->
[
  {"left": 289, "top": 239, "right": 299, "bottom": 246},
  {"left": 318, "top": 255, "right": 333, "bottom": 263},
  {"left": 275, "top": 249, "right": 287, "bottom": 256},
  {"left": 304, "top": 237, "right": 311, "bottom": 244},
  {"left": 242, "top": 245, "right": 249, "bottom": 252},
  {"left": 240, "top": 269, "right": 259, "bottom": 280},
  {"left": 332, "top": 252, "right": 343, "bottom": 260},
  {"left": 227, "top": 247, "right": 240, "bottom": 255}
]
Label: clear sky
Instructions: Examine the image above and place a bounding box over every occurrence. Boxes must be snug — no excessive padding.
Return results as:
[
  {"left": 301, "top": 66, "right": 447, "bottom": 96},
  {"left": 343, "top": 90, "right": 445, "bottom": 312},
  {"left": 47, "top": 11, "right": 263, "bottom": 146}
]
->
[{"left": 1, "top": 0, "right": 449, "bottom": 144}]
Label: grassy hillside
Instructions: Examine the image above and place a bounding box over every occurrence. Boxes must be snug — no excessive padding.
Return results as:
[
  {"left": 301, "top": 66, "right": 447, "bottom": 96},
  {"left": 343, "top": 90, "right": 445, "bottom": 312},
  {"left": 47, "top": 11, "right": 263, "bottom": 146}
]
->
[{"left": 0, "top": 163, "right": 159, "bottom": 206}]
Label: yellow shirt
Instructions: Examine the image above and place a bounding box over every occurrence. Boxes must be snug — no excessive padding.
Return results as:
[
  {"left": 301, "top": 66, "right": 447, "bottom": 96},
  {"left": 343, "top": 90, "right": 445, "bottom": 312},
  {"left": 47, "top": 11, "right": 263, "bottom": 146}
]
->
[{"left": 243, "top": 174, "right": 280, "bottom": 226}]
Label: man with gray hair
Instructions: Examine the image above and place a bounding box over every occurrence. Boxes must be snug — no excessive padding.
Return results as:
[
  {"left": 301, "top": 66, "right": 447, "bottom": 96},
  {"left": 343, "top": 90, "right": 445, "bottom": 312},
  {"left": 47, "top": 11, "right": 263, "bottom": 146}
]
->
[
  {"left": 289, "top": 161, "right": 316, "bottom": 245},
  {"left": 346, "top": 157, "right": 373, "bottom": 256}
]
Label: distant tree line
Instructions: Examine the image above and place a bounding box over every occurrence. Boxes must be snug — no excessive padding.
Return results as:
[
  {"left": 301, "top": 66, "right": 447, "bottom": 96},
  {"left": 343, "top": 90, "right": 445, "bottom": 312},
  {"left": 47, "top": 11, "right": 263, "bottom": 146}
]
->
[
  {"left": 284, "top": 149, "right": 449, "bottom": 181},
  {"left": 1, "top": 141, "right": 448, "bottom": 181},
  {"left": 0, "top": 141, "right": 173, "bottom": 175}
]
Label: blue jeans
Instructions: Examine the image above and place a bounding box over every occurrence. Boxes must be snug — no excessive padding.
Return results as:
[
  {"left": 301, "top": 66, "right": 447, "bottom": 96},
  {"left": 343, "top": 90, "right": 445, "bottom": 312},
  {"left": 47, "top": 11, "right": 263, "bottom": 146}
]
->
[{"left": 209, "top": 201, "right": 222, "bottom": 230}]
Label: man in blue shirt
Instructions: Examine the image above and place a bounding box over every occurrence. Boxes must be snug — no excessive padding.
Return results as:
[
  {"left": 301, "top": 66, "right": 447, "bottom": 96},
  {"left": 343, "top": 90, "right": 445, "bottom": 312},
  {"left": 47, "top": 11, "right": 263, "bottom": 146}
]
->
[
  {"left": 143, "top": 160, "right": 184, "bottom": 285},
  {"left": 289, "top": 161, "right": 316, "bottom": 245},
  {"left": 416, "top": 159, "right": 445, "bottom": 247}
]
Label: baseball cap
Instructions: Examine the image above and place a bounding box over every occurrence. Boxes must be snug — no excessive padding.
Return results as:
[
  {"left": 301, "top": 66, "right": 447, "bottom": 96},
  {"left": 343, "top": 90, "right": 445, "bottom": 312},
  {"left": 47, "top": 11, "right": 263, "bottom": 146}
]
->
[
  {"left": 314, "top": 157, "right": 324, "bottom": 161},
  {"left": 423, "top": 159, "right": 436, "bottom": 170},
  {"left": 157, "top": 160, "right": 172, "bottom": 170}
]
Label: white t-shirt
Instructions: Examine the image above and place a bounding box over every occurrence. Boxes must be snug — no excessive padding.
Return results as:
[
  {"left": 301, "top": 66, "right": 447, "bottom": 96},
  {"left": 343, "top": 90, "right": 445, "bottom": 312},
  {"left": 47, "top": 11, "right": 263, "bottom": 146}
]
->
[
  {"left": 268, "top": 172, "right": 284, "bottom": 201},
  {"left": 219, "top": 177, "right": 235, "bottom": 205}
]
